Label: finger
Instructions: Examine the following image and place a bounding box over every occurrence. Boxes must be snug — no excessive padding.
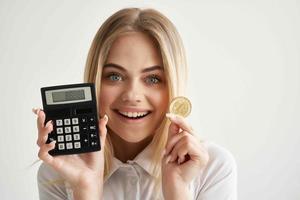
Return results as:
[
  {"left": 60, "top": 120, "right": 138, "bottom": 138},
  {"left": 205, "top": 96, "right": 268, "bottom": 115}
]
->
[
  {"left": 170, "top": 135, "right": 204, "bottom": 165},
  {"left": 161, "top": 152, "right": 172, "bottom": 166},
  {"left": 165, "top": 131, "right": 188, "bottom": 156},
  {"left": 167, "top": 120, "right": 180, "bottom": 143},
  {"left": 169, "top": 139, "right": 189, "bottom": 163},
  {"left": 38, "top": 140, "right": 56, "bottom": 164},
  {"left": 36, "top": 109, "right": 46, "bottom": 131},
  {"left": 32, "top": 108, "right": 37, "bottom": 114},
  {"left": 32, "top": 108, "right": 44, "bottom": 115},
  {"left": 166, "top": 113, "right": 193, "bottom": 133},
  {"left": 34, "top": 108, "right": 52, "bottom": 147},
  {"left": 33, "top": 108, "right": 46, "bottom": 129},
  {"left": 37, "top": 120, "right": 53, "bottom": 146},
  {"left": 178, "top": 153, "right": 187, "bottom": 165},
  {"left": 169, "top": 134, "right": 197, "bottom": 163},
  {"left": 98, "top": 114, "right": 108, "bottom": 149}
]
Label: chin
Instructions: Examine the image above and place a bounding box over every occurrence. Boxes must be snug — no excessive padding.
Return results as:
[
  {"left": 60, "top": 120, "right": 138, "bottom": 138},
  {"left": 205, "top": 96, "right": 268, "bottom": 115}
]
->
[
  {"left": 120, "top": 132, "right": 152, "bottom": 143},
  {"left": 107, "top": 126, "right": 153, "bottom": 143}
]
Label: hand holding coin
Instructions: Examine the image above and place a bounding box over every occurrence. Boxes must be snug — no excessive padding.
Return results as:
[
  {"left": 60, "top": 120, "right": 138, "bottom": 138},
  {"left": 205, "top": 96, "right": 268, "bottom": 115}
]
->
[{"left": 163, "top": 96, "right": 209, "bottom": 190}]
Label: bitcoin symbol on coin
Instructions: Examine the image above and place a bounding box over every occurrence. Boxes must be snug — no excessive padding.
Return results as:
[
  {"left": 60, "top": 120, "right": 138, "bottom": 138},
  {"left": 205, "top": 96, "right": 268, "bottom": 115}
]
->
[{"left": 169, "top": 96, "right": 192, "bottom": 117}]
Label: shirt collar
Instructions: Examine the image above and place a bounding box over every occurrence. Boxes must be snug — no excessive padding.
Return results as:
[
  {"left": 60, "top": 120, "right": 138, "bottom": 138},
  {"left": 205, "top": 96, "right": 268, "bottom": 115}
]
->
[
  {"left": 134, "top": 142, "right": 156, "bottom": 176},
  {"left": 104, "top": 142, "right": 156, "bottom": 182}
]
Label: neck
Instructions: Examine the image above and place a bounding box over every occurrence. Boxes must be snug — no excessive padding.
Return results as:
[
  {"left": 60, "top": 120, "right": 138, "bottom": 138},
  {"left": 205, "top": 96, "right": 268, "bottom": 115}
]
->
[{"left": 108, "top": 128, "right": 153, "bottom": 163}]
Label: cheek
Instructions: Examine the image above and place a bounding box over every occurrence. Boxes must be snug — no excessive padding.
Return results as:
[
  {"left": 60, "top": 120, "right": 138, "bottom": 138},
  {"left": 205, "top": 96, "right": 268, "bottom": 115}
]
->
[
  {"left": 99, "top": 85, "right": 119, "bottom": 114},
  {"left": 149, "top": 89, "right": 169, "bottom": 113}
]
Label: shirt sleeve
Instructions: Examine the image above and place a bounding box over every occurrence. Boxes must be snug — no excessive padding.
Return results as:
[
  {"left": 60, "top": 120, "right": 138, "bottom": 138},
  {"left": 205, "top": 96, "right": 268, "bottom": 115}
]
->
[
  {"left": 37, "top": 163, "right": 70, "bottom": 200},
  {"left": 195, "top": 142, "right": 237, "bottom": 200}
]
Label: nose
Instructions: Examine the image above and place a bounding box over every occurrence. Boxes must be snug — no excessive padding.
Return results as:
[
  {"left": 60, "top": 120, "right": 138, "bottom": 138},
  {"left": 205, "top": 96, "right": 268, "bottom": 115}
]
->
[{"left": 121, "top": 80, "right": 143, "bottom": 103}]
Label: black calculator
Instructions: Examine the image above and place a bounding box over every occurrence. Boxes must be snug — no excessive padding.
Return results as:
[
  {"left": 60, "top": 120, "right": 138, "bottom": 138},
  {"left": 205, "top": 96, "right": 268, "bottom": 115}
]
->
[{"left": 41, "top": 83, "right": 101, "bottom": 156}]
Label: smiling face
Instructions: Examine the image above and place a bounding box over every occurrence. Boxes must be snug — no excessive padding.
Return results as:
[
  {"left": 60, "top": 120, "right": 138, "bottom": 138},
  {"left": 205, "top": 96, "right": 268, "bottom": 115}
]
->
[{"left": 99, "top": 32, "right": 169, "bottom": 143}]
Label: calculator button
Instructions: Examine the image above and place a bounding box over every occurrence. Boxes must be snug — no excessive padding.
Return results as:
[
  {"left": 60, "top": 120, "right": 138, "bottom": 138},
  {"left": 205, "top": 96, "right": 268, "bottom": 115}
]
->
[
  {"left": 58, "top": 143, "right": 65, "bottom": 150},
  {"left": 74, "top": 142, "right": 81, "bottom": 149},
  {"left": 57, "top": 127, "right": 63, "bottom": 134},
  {"left": 81, "top": 134, "right": 89, "bottom": 145},
  {"left": 57, "top": 135, "right": 64, "bottom": 142},
  {"left": 56, "top": 119, "right": 63, "bottom": 126},
  {"left": 88, "top": 116, "right": 95, "bottom": 123},
  {"left": 91, "top": 141, "right": 98, "bottom": 146},
  {"left": 74, "top": 134, "right": 80, "bottom": 140},
  {"left": 89, "top": 125, "right": 96, "bottom": 131},
  {"left": 66, "top": 142, "right": 73, "bottom": 149},
  {"left": 73, "top": 126, "right": 80, "bottom": 133},
  {"left": 82, "top": 126, "right": 88, "bottom": 132},
  {"left": 64, "top": 119, "right": 71, "bottom": 125},
  {"left": 81, "top": 117, "right": 87, "bottom": 123},
  {"left": 65, "top": 135, "right": 72, "bottom": 141},
  {"left": 65, "top": 127, "right": 71, "bottom": 133},
  {"left": 72, "top": 118, "right": 79, "bottom": 125},
  {"left": 90, "top": 133, "right": 96, "bottom": 138}
]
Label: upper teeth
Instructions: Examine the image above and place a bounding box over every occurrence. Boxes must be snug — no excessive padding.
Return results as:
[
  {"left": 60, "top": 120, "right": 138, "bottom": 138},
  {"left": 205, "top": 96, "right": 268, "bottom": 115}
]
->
[{"left": 119, "top": 111, "right": 148, "bottom": 118}]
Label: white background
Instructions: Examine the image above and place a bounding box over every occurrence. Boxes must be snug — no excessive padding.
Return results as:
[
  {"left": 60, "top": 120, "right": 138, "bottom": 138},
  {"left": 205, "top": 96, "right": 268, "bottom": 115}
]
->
[{"left": 0, "top": 0, "right": 299, "bottom": 199}]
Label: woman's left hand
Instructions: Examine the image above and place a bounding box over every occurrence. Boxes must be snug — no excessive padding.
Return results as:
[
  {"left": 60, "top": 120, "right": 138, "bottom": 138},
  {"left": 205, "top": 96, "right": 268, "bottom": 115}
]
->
[{"left": 161, "top": 113, "right": 209, "bottom": 199}]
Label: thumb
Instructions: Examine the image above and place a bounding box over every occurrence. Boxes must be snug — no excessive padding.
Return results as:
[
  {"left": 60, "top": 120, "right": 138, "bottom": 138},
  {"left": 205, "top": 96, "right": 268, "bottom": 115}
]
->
[{"left": 98, "top": 114, "right": 108, "bottom": 149}]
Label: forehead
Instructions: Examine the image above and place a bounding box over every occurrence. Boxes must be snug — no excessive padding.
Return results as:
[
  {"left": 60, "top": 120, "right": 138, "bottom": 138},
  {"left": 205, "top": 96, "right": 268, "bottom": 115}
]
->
[{"left": 105, "top": 32, "right": 163, "bottom": 72}]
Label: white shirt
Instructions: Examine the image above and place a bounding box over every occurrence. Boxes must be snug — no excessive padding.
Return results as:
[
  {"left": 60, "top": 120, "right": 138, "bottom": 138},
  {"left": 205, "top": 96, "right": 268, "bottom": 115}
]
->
[{"left": 38, "top": 141, "right": 237, "bottom": 200}]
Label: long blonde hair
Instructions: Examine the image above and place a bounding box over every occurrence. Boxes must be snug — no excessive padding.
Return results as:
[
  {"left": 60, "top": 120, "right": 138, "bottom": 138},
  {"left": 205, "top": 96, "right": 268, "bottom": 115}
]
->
[{"left": 84, "top": 7, "right": 188, "bottom": 197}]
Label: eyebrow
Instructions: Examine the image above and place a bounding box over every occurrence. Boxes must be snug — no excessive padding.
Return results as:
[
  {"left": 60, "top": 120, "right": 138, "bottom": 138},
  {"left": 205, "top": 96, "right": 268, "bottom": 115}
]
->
[{"left": 103, "top": 63, "right": 163, "bottom": 73}]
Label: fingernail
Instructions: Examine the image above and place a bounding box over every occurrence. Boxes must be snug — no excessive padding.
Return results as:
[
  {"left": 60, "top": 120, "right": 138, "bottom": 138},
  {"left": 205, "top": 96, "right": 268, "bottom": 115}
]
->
[
  {"left": 32, "top": 108, "right": 40, "bottom": 115},
  {"left": 178, "top": 157, "right": 183, "bottom": 165},
  {"left": 166, "top": 113, "right": 175, "bottom": 119},
  {"left": 165, "top": 155, "right": 171, "bottom": 164},
  {"left": 51, "top": 140, "right": 56, "bottom": 145},
  {"left": 104, "top": 114, "right": 108, "bottom": 122},
  {"left": 46, "top": 120, "right": 50, "bottom": 125},
  {"left": 45, "top": 122, "right": 50, "bottom": 128},
  {"left": 49, "top": 138, "right": 56, "bottom": 143}
]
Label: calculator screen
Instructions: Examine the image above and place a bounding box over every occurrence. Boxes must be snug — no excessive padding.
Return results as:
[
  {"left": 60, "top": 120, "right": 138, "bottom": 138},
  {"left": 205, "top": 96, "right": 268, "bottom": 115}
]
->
[
  {"left": 45, "top": 87, "right": 92, "bottom": 105},
  {"left": 52, "top": 90, "right": 85, "bottom": 102}
]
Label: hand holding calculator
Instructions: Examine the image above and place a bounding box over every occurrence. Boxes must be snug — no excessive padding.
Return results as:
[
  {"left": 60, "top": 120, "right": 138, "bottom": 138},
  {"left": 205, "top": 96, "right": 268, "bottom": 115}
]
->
[{"left": 40, "top": 83, "right": 101, "bottom": 156}]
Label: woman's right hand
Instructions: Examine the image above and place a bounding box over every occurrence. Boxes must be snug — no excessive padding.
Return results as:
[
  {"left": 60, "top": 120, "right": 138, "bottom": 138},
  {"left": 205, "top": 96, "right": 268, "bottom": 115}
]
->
[{"left": 33, "top": 108, "right": 108, "bottom": 199}]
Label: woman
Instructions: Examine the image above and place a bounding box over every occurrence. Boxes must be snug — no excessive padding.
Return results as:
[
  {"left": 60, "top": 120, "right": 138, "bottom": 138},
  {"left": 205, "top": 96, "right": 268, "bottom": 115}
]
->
[{"left": 33, "top": 8, "right": 237, "bottom": 200}]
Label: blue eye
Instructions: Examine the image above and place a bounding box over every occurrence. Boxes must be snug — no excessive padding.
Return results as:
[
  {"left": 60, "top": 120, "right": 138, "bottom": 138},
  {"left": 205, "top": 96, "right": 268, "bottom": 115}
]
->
[
  {"left": 107, "top": 73, "right": 122, "bottom": 81},
  {"left": 146, "top": 75, "right": 160, "bottom": 84}
]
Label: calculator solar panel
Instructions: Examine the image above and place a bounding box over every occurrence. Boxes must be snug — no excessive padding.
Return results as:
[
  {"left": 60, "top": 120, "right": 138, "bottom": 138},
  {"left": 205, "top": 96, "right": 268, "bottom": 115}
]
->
[{"left": 41, "top": 83, "right": 101, "bottom": 156}]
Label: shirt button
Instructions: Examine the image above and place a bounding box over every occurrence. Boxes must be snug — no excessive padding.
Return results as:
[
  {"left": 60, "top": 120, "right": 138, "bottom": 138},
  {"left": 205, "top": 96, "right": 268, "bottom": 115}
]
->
[{"left": 127, "top": 160, "right": 134, "bottom": 164}]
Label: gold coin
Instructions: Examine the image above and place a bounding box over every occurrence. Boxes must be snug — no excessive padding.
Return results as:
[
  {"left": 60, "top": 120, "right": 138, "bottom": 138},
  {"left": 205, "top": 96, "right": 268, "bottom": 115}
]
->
[{"left": 169, "top": 96, "right": 192, "bottom": 117}]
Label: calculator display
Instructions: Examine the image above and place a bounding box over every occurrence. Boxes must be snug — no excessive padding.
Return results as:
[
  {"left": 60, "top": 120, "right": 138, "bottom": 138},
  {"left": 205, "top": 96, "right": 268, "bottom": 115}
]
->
[
  {"left": 52, "top": 90, "right": 85, "bottom": 102},
  {"left": 45, "top": 87, "right": 92, "bottom": 105}
]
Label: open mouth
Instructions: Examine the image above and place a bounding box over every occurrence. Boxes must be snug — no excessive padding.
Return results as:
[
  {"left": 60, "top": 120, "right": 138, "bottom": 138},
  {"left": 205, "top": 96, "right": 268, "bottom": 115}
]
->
[{"left": 115, "top": 110, "right": 151, "bottom": 120}]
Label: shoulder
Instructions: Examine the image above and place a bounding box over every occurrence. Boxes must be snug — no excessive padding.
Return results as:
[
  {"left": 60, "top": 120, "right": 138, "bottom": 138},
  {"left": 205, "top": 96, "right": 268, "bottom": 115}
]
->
[
  {"left": 193, "top": 141, "right": 237, "bottom": 200},
  {"left": 203, "top": 141, "right": 237, "bottom": 171},
  {"left": 193, "top": 141, "right": 237, "bottom": 199}
]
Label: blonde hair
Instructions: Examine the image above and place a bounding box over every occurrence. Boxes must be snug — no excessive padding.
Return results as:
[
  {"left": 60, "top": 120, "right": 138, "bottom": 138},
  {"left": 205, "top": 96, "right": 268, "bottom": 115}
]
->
[{"left": 84, "top": 7, "right": 188, "bottom": 198}]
